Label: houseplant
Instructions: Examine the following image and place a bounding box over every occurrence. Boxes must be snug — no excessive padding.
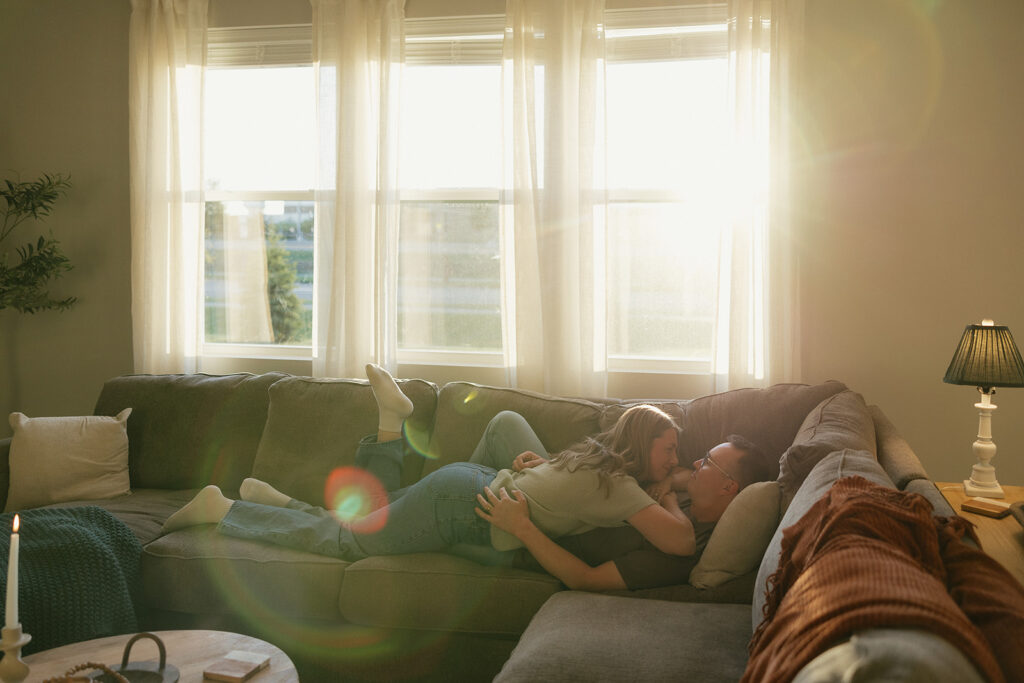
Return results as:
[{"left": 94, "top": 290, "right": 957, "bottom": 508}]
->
[{"left": 0, "top": 173, "right": 76, "bottom": 313}]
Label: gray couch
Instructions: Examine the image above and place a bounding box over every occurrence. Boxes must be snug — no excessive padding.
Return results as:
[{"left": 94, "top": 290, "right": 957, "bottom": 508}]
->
[{"left": 0, "top": 373, "right": 955, "bottom": 681}]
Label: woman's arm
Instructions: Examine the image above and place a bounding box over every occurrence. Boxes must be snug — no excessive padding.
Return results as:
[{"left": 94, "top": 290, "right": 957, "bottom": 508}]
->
[
  {"left": 627, "top": 496, "right": 696, "bottom": 556},
  {"left": 476, "top": 487, "right": 628, "bottom": 591}
]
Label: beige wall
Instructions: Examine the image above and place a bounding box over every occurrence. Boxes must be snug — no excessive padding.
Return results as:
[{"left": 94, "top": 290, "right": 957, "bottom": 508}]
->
[
  {"left": 0, "top": 0, "right": 134, "bottom": 433},
  {"left": 796, "top": 0, "right": 1024, "bottom": 486},
  {"left": 3, "top": 0, "right": 1024, "bottom": 490}
]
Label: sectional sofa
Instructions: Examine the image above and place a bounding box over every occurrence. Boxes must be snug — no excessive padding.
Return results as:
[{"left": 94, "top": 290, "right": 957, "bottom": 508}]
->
[{"left": 0, "top": 372, "right": 961, "bottom": 681}]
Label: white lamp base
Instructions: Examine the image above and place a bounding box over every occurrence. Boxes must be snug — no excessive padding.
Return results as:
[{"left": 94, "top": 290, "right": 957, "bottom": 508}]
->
[
  {"left": 963, "top": 392, "right": 1005, "bottom": 498},
  {"left": 963, "top": 478, "right": 1006, "bottom": 499}
]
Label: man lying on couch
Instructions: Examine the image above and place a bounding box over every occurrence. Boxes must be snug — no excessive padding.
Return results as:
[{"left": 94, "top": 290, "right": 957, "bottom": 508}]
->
[{"left": 491, "top": 434, "right": 771, "bottom": 591}]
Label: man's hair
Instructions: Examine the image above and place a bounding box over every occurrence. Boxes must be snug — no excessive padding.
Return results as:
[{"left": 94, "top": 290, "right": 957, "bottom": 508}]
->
[{"left": 725, "top": 434, "right": 770, "bottom": 490}]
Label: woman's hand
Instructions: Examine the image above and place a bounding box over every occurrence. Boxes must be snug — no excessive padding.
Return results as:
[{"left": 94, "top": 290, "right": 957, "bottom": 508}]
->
[
  {"left": 512, "top": 451, "right": 546, "bottom": 472},
  {"left": 475, "top": 486, "right": 531, "bottom": 537},
  {"left": 645, "top": 478, "right": 673, "bottom": 502}
]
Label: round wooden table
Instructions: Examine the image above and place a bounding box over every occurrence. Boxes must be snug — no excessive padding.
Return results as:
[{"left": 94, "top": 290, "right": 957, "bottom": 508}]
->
[{"left": 23, "top": 629, "right": 299, "bottom": 681}]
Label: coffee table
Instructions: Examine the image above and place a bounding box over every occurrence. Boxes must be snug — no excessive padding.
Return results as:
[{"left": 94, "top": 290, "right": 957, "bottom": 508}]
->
[{"left": 23, "top": 629, "right": 298, "bottom": 681}]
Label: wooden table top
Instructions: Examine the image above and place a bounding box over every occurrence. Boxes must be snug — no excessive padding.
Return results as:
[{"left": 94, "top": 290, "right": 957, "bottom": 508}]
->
[
  {"left": 936, "top": 482, "right": 1024, "bottom": 590},
  {"left": 23, "top": 629, "right": 299, "bottom": 682}
]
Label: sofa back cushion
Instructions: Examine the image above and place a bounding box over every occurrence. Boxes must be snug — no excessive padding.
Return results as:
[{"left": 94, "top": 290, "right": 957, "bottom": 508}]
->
[
  {"left": 93, "top": 373, "right": 287, "bottom": 491},
  {"left": 250, "top": 376, "right": 438, "bottom": 505},
  {"left": 777, "top": 390, "right": 876, "bottom": 508},
  {"left": 600, "top": 381, "right": 848, "bottom": 478},
  {"left": 424, "top": 383, "right": 604, "bottom": 476}
]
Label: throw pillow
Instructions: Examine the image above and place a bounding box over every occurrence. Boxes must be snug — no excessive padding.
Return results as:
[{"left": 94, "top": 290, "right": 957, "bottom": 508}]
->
[
  {"left": 5, "top": 409, "right": 132, "bottom": 512},
  {"left": 777, "top": 390, "right": 876, "bottom": 508},
  {"left": 689, "top": 480, "right": 782, "bottom": 589}
]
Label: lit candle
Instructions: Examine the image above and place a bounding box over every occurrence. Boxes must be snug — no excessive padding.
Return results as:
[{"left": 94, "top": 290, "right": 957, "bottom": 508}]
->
[{"left": 5, "top": 515, "right": 19, "bottom": 629}]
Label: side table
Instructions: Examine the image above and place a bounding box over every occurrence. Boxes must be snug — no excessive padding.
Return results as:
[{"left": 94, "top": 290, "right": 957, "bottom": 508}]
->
[
  {"left": 936, "top": 482, "right": 1024, "bottom": 589},
  {"left": 23, "top": 629, "right": 299, "bottom": 681}
]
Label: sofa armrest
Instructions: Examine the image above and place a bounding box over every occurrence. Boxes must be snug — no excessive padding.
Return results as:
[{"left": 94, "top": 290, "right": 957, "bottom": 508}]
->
[
  {"left": 0, "top": 437, "right": 10, "bottom": 511},
  {"left": 869, "top": 405, "right": 928, "bottom": 489}
]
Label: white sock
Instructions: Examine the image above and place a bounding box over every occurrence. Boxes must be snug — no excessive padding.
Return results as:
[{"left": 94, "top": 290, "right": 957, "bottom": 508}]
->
[
  {"left": 240, "top": 478, "right": 291, "bottom": 507},
  {"left": 161, "top": 485, "right": 232, "bottom": 532},
  {"left": 366, "top": 363, "right": 413, "bottom": 434}
]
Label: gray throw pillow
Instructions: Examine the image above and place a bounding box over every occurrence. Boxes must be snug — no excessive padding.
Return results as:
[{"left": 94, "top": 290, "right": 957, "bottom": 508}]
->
[{"left": 777, "top": 390, "right": 876, "bottom": 508}]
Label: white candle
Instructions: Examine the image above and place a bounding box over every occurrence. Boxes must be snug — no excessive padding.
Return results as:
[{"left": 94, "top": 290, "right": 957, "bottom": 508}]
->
[{"left": 5, "top": 515, "right": 19, "bottom": 629}]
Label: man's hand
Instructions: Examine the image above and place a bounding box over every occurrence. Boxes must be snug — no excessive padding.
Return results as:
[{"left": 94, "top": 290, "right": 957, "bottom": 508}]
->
[
  {"left": 512, "top": 451, "right": 546, "bottom": 472},
  {"left": 475, "top": 486, "right": 532, "bottom": 537}
]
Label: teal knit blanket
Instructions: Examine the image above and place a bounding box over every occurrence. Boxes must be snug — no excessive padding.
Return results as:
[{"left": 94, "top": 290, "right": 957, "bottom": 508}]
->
[{"left": 0, "top": 506, "right": 142, "bottom": 654}]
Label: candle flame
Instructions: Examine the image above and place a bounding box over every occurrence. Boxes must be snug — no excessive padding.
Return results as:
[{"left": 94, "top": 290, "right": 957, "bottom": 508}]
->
[{"left": 12, "top": 515, "right": 18, "bottom": 533}]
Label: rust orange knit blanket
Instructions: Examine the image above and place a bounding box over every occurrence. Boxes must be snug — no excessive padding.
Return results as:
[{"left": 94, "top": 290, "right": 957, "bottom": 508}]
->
[{"left": 743, "top": 476, "right": 1024, "bottom": 683}]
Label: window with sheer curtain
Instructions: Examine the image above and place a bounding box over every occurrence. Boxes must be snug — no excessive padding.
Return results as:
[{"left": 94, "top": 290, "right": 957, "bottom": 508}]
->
[{"left": 129, "top": 0, "right": 796, "bottom": 396}]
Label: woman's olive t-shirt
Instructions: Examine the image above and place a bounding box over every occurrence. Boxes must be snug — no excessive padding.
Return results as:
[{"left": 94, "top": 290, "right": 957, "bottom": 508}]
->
[{"left": 488, "top": 462, "right": 655, "bottom": 551}]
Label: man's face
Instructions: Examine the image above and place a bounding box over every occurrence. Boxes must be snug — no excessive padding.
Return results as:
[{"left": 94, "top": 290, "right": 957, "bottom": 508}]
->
[{"left": 686, "top": 442, "right": 743, "bottom": 522}]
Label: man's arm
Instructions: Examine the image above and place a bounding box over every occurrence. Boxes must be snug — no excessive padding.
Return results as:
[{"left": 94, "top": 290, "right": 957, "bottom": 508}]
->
[{"left": 476, "top": 487, "right": 628, "bottom": 591}]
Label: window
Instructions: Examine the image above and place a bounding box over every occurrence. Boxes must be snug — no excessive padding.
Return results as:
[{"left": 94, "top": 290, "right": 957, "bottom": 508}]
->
[
  {"left": 198, "top": 7, "right": 767, "bottom": 381},
  {"left": 202, "top": 27, "right": 315, "bottom": 357},
  {"left": 603, "top": 6, "right": 733, "bottom": 372},
  {"left": 398, "top": 18, "right": 505, "bottom": 363}
]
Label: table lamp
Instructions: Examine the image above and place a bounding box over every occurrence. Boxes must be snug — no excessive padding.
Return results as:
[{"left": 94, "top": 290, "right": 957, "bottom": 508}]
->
[{"left": 943, "top": 319, "right": 1024, "bottom": 498}]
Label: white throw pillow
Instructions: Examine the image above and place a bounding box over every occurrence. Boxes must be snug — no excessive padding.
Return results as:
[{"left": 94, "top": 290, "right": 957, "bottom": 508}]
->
[
  {"left": 5, "top": 409, "right": 132, "bottom": 512},
  {"left": 688, "top": 480, "right": 782, "bottom": 589}
]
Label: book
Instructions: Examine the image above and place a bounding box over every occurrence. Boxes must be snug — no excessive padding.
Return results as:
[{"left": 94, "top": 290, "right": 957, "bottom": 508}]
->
[
  {"left": 962, "top": 497, "right": 1011, "bottom": 519},
  {"left": 203, "top": 650, "right": 271, "bottom": 682}
]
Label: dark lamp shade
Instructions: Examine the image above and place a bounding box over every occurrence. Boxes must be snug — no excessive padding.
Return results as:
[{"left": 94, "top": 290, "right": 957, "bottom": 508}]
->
[{"left": 943, "top": 324, "right": 1024, "bottom": 389}]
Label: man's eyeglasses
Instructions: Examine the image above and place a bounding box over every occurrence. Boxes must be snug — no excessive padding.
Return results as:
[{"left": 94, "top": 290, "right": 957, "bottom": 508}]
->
[{"left": 699, "top": 453, "right": 735, "bottom": 482}]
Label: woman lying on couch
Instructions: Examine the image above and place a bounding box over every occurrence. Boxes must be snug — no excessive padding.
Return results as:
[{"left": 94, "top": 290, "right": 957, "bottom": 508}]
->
[{"left": 162, "top": 365, "right": 701, "bottom": 589}]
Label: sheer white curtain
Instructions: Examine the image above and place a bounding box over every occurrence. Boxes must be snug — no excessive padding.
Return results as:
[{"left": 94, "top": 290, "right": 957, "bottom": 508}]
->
[
  {"left": 311, "top": 0, "right": 403, "bottom": 377},
  {"left": 128, "top": 0, "right": 207, "bottom": 374},
  {"left": 712, "top": 0, "right": 803, "bottom": 390},
  {"left": 504, "top": 0, "right": 608, "bottom": 397},
  {"left": 766, "top": 0, "right": 804, "bottom": 386}
]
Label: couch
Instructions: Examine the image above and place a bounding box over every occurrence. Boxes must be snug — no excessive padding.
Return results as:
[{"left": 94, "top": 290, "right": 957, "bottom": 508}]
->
[{"left": 0, "top": 372, "right": 959, "bottom": 681}]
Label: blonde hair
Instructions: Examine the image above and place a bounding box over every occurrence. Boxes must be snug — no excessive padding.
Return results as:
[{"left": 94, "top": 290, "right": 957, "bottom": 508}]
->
[{"left": 547, "top": 404, "right": 679, "bottom": 494}]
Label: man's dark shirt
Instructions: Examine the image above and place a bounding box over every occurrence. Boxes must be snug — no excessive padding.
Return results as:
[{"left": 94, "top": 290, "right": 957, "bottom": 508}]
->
[{"left": 512, "top": 497, "right": 716, "bottom": 590}]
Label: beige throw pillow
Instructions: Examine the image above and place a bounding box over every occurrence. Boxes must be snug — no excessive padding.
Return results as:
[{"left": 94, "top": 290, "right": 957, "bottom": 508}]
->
[
  {"left": 689, "top": 480, "right": 782, "bottom": 589},
  {"left": 5, "top": 409, "right": 132, "bottom": 512}
]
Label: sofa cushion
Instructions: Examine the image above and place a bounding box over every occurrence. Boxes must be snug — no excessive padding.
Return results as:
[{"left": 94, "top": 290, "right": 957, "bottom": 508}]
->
[
  {"left": 777, "top": 390, "right": 876, "bottom": 507},
  {"left": 93, "top": 372, "right": 287, "bottom": 491},
  {"left": 689, "top": 480, "right": 782, "bottom": 589},
  {"left": 423, "top": 383, "right": 603, "bottom": 476},
  {"left": 600, "top": 381, "right": 848, "bottom": 478},
  {"left": 495, "top": 592, "right": 751, "bottom": 682},
  {"left": 250, "top": 376, "right": 438, "bottom": 506},
  {"left": 753, "top": 449, "right": 894, "bottom": 631},
  {"left": 339, "top": 553, "right": 561, "bottom": 636},
  {"left": 43, "top": 488, "right": 198, "bottom": 546},
  {"left": 6, "top": 409, "right": 132, "bottom": 512},
  {"left": 142, "top": 525, "right": 347, "bottom": 622}
]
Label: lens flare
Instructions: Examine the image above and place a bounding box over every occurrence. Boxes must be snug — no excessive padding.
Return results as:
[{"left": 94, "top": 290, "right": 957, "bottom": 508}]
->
[{"left": 324, "top": 467, "right": 388, "bottom": 532}]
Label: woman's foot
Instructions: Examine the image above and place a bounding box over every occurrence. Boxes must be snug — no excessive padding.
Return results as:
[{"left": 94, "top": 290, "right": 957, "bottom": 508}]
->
[
  {"left": 240, "top": 478, "right": 291, "bottom": 507},
  {"left": 366, "top": 363, "right": 413, "bottom": 436},
  {"left": 161, "top": 485, "right": 233, "bottom": 532}
]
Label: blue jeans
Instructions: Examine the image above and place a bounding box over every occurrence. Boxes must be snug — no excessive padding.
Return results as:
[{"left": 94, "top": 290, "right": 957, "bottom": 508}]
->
[{"left": 218, "top": 411, "right": 547, "bottom": 563}]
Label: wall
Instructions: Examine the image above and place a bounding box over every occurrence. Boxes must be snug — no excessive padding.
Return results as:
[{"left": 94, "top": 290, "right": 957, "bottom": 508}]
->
[
  {"left": 3, "top": 0, "right": 1024, "bottom": 491},
  {"left": 0, "top": 0, "right": 134, "bottom": 434},
  {"left": 796, "top": 0, "right": 1024, "bottom": 486}
]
